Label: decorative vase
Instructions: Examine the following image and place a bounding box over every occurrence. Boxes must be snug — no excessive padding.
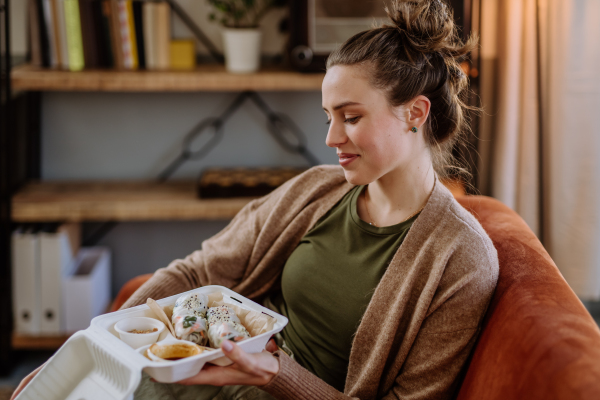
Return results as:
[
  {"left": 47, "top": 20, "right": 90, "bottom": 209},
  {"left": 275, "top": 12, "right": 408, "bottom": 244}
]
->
[{"left": 222, "top": 28, "right": 262, "bottom": 74}]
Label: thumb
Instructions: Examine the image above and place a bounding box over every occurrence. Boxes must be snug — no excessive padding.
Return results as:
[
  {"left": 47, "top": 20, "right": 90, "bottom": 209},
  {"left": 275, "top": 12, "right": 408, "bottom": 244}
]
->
[{"left": 220, "top": 340, "right": 255, "bottom": 373}]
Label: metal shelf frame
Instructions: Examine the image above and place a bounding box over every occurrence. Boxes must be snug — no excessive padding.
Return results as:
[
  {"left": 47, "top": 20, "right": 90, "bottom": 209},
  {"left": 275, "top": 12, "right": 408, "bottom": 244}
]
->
[{"left": 1, "top": 0, "right": 13, "bottom": 376}]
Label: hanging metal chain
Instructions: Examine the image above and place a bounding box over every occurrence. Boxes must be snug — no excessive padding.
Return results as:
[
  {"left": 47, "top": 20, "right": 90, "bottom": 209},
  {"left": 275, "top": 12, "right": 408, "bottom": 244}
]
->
[
  {"left": 158, "top": 90, "right": 319, "bottom": 181},
  {"left": 85, "top": 91, "right": 320, "bottom": 245}
]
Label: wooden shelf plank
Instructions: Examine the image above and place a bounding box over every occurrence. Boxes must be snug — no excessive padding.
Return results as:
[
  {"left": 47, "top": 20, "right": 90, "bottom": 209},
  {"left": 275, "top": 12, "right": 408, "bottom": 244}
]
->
[
  {"left": 11, "top": 64, "right": 325, "bottom": 92},
  {"left": 12, "top": 181, "right": 255, "bottom": 222},
  {"left": 12, "top": 333, "right": 71, "bottom": 350}
]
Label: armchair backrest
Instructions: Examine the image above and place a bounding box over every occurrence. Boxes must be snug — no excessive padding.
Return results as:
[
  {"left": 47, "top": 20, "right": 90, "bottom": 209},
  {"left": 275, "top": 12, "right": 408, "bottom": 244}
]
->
[{"left": 456, "top": 196, "right": 600, "bottom": 400}]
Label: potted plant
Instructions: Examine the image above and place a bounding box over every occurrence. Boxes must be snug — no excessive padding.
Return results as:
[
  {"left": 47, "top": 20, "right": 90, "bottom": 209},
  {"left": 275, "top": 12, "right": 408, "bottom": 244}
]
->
[{"left": 208, "top": 0, "right": 287, "bottom": 73}]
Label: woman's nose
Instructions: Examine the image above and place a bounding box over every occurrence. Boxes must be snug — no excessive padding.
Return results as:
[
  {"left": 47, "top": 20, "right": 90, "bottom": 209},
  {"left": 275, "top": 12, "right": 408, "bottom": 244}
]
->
[{"left": 325, "top": 121, "right": 347, "bottom": 148}]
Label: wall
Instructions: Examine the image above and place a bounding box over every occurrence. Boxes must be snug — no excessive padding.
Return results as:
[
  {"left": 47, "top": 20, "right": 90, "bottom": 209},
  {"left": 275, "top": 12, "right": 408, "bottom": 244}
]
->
[
  {"left": 42, "top": 91, "right": 333, "bottom": 295},
  {"left": 11, "top": 1, "right": 334, "bottom": 296}
]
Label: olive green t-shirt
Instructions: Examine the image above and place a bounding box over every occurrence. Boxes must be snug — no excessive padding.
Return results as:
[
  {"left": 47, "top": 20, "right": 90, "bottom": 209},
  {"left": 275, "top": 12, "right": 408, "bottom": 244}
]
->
[{"left": 271, "top": 185, "right": 417, "bottom": 391}]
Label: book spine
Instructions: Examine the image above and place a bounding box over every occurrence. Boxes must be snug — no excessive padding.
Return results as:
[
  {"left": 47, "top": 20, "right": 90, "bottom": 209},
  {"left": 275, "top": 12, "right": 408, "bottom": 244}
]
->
[
  {"left": 64, "top": 0, "right": 85, "bottom": 71},
  {"left": 41, "top": 0, "right": 59, "bottom": 68},
  {"left": 50, "top": 0, "right": 64, "bottom": 68},
  {"left": 108, "top": 0, "right": 124, "bottom": 69},
  {"left": 155, "top": 1, "right": 170, "bottom": 70},
  {"left": 95, "top": 0, "right": 113, "bottom": 68},
  {"left": 36, "top": 0, "right": 51, "bottom": 67},
  {"left": 116, "top": 0, "right": 133, "bottom": 69},
  {"left": 126, "top": 0, "right": 139, "bottom": 69},
  {"left": 28, "top": 0, "right": 43, "bottom": 67},
  {"left": 132, "top": 0, "right": 145, "bottom": 69},
  {"left": 78, "top": 0, "right": 99, "bottom": 69},
  {"left": 142, "top": 1, "right": 155, "bottom": 69},
  {"left": 55, "top": 0, "right": 70, "bottom": 69}
]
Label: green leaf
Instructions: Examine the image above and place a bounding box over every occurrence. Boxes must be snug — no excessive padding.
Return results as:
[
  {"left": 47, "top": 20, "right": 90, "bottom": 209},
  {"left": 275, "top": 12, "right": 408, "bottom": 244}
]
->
[{"left": 183, "top": 316, "right": 197, "bottom": 329}]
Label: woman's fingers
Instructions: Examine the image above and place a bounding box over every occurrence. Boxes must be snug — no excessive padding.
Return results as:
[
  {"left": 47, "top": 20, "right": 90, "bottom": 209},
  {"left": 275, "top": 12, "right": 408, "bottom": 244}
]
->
[
  {"left": 10, "top": 364, "right": 44, "bottom": 400},
  {"left": 220, "top": 340, "right": 257, "bottom": 375},
  {"left": 177, "top": 364, "right": 237, "bottom": 386},
  {"left": 176, "top": 341, "right": 280, "bottom": 387},
  {"left": 265, "top": 338, "right": 278, "bottom": 353}
]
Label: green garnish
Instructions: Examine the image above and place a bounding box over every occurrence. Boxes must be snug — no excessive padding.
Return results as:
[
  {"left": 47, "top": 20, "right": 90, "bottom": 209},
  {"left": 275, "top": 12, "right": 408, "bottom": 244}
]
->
[{"left": 183, "top": 316, "right": 197, "bottom": 328}]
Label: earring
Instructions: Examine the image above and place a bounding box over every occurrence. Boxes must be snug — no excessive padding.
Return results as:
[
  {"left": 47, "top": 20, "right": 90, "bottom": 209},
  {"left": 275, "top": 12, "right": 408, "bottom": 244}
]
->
[{"left": 411, "top": 127, "right": 418, "bottom": 133}]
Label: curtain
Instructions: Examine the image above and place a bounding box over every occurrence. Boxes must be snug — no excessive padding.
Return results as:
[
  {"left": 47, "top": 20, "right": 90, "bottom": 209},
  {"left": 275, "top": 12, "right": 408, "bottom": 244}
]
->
[{"left": 477, "top": 0, "right": 600, "bottom": 299}]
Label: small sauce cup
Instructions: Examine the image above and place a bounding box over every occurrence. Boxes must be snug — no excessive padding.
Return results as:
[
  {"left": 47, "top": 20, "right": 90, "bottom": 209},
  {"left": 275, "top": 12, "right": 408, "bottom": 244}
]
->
[
  {"left": 114, "top": 317, "right": 165, "bottom": 349},
  {"left": 147, "top": 342, "right": 205, "bottom": 362}
]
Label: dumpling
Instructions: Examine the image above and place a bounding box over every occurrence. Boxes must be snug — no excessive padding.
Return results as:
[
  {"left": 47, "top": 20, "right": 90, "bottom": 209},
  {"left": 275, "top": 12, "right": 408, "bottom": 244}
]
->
[
  {"left": 172, "top": 314, "right": 209, "bottom": 346},
  {"left": 172, "top": 293, "right": 209, "bottom": 319},
  {"left": 171, "top": 293, "right": 210, "bottom": 345},
  {"left": 206, "top": 305, "right": 250, "bottom": 347},
  {"left": 207, "top": 305, "right": 242, "bottom": 325},
  {"left": 208, "top": 320, "right": 251, "bottom": 348}
]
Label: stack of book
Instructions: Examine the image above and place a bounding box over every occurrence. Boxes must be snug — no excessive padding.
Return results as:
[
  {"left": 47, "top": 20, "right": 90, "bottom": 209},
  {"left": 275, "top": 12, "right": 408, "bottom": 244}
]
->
[{"left": 29, "top": 0, "right": 181, "bottom": 71}]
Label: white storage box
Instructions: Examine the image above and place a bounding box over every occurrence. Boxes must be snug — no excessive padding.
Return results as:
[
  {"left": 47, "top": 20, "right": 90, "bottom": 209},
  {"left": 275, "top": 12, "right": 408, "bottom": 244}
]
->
[
  {"left": 64, "top": 247, "right": 111, "bottom": 333},
  {"left": 16, "top": 286, "right": 288, "bottom": 400}
]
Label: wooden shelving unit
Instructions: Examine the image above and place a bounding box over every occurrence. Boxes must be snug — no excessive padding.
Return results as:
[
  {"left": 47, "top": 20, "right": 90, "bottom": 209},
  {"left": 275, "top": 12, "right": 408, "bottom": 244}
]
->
[
  {"left": 12, "top": 333, "right": 71, "bottom": 350},
  {"left": 11, "top": 64, "right": 325, "bottom": 92},
  {"left": 12, "top": 180, "right": 465, "bottom": 224},
  {"left": 7, "top": 64, "right": 323, "bottom": 353},
  {"left": 12, "top": 181, "right": 255, "bottom": 222}
]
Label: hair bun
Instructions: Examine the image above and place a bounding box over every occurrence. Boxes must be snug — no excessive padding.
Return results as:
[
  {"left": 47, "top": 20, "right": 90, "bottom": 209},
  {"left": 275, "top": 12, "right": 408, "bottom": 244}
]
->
[{"left": 385, "top": 0, "right": 473, "bottom": 60}]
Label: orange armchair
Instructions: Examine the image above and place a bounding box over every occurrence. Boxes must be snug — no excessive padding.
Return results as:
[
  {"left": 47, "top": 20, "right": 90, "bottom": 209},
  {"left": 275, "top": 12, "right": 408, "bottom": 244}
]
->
[{"left": 111, "top": 196, "right": 600, "bottom": 399}]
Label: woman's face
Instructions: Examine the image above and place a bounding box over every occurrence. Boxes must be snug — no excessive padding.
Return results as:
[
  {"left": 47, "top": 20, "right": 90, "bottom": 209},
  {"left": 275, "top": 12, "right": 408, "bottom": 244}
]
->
[{"left": 322, "top": 65, "right": 425, "bottom": 186}]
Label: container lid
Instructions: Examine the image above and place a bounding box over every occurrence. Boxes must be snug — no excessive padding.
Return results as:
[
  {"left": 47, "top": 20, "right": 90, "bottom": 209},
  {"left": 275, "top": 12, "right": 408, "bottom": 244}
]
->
[{"left": 15, "top": 330, "right": 141, "bottom": 400}]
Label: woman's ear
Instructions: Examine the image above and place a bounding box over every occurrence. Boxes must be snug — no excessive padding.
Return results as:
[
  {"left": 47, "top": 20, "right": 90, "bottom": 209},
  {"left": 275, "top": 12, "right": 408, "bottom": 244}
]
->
[{"left": 407, "top": 95, "right": 431, "bottom": 130}]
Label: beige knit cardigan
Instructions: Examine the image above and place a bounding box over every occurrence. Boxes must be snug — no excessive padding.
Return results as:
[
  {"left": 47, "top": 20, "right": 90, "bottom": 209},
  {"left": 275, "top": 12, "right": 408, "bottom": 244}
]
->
[{"left": 122, "top": 165, "right": 499, "bottom": 400}]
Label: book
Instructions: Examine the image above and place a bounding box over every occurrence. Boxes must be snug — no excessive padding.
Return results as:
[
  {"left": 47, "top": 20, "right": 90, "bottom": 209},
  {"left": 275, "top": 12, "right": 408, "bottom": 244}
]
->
[
  {"left": 132, "top": 0, "right": 145, "bottom": 69},
  {"left": 155, "top": 1, "right": 171, "bottom": 70},
  {"left": 108, "top": 0, "right": 124, "bottom": 69},
  {"left": 79, "top": 0, "right": 100, "bottom": 69},
  {"left": 50, "top": 0, "right": 64, "bottom": 68},
  {"left": 28, "top": 0, "right": 43, "bottom": 67},
  {"left": 41, "top": 0, "right": 59, "bottom": 68},
  {"left": 36, "top": 0, "right": 51, "bottom": 67},
  {"left": 126, "top": 0, "right": 139, "bottom": 69},
  {"left": 64, "top": 0, "right": 85, "bottom": 71},
  {"left": 96, "top": 0, "right": 114, "bottom": 67},
  {"left": 55, "top": 0, "right": 70, "bottom": 69},
  {"left": 142, "top": 1, "right": 156, "bottom": 69},
  {"left": 116, "top": 0, "right": 135, "bottom": 69}
]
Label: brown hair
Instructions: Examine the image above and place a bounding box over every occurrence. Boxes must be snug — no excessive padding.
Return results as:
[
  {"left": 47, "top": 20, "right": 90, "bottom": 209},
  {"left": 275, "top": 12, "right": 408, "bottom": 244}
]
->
[{"left": 326, "top": 0, "right": 478, "bottom": 180}]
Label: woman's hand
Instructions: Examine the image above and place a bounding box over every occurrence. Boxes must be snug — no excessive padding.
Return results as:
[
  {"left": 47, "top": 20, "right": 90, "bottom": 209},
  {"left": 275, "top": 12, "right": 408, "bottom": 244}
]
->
[
  {"left": 10, "top": 364, "right": 44, "bottom": 400},
  {"left": 177, "top": 340, "right": 280, "bottom": 387}
]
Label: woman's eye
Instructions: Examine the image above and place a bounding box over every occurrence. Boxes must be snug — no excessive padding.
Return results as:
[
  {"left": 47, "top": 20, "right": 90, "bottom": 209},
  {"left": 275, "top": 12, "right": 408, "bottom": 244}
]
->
[{"left": 326, "top": 116, "right": 360, "bottom": 125}]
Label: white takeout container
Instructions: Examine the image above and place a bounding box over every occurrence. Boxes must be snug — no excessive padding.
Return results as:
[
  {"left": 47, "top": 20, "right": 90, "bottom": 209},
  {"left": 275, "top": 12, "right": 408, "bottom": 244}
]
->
[
  {"left": 15, "top": 286, "right": 288, "bottom": 400},
  {"left": 114, "top": 316, "right": 165, "bottom": 349}
]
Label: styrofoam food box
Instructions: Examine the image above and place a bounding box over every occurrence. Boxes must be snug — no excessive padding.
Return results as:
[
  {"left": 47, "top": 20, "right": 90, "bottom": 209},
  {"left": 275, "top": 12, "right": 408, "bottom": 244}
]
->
[{"left": 15, "top": 286, "right": 288, "bottom": 400}]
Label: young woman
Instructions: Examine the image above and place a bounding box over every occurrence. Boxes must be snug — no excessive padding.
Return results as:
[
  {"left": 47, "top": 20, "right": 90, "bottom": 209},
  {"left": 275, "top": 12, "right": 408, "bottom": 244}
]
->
[{"left": 12, "top": 1, "right": 498, "bottom": 399}]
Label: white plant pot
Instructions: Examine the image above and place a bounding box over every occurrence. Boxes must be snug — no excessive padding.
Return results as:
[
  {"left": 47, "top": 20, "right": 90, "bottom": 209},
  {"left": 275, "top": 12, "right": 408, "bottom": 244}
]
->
[{"left": 222, "top": 28, "right": 262, "bottom": 74}]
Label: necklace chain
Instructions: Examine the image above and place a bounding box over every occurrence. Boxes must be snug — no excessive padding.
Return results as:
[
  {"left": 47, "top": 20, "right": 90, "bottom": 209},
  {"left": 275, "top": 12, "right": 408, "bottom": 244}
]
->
[{"left": 363, "top": 185, "right": 433, "bottom": 227}]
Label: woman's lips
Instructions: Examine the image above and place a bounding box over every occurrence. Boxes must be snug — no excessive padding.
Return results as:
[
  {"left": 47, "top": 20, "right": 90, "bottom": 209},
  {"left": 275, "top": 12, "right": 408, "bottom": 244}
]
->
[{"left": 338, "top": 153, "right": 359, "bottom": 166}]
